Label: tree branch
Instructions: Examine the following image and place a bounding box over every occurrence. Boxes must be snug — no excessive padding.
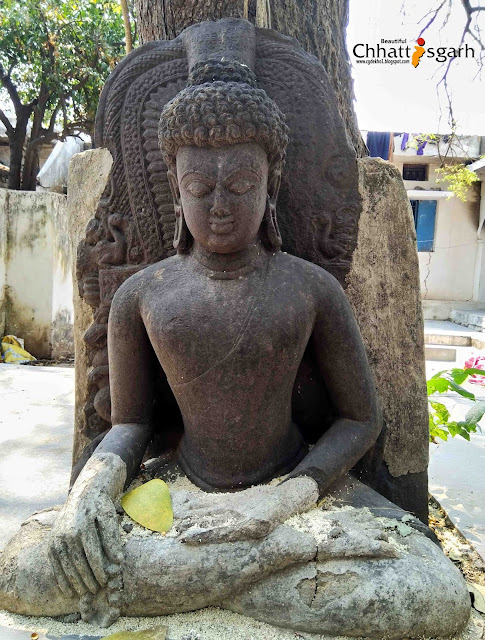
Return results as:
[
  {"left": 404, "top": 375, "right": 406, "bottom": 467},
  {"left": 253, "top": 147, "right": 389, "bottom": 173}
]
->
[
  {"left": 0, "top": 108, "right": 14, "bottom": 136},
  {"left": 418, "top": 0, "right": 448, "bottom": 38},
  {"left": 0, "top": 62, "right": 23, "bottom": 112},
  {"left": 48, "top": 101, "right": 61, "bottom": 133}
]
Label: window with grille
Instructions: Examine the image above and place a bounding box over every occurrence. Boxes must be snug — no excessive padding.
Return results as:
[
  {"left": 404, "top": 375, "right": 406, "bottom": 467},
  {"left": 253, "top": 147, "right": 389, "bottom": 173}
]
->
[{"left": 403, "top": 164, "right": 428, "bottom": 181}]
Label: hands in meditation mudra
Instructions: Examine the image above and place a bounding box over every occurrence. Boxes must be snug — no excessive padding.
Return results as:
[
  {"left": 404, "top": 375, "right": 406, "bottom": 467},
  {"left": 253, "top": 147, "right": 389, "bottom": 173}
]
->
[{"left": 0, "top": 57, "right": 471, "bottom": 638}]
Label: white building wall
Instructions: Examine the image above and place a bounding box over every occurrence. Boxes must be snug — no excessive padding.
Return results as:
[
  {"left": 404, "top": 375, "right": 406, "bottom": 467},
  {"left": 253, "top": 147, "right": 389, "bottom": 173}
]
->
[
  {"left": 0, "top": 190, "right": 73, "bottom": 358},
  {"left": 393, "top": 159, "right": 480, "bottom": 302}
]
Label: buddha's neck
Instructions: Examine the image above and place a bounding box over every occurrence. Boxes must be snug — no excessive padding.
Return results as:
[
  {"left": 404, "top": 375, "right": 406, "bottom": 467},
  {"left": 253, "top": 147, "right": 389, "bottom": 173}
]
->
[{"left": 191, "top": 242, "right": 266, "bottom": 279}]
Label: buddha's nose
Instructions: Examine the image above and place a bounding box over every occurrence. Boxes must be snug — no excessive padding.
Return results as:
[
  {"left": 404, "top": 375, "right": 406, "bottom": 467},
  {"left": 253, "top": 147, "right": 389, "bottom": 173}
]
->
[
  {"left": 210, "top": 184, "right": 231, "bottom": 218},
  {"left": 210, "top": 205, "right": 231, "bottom": 219}
]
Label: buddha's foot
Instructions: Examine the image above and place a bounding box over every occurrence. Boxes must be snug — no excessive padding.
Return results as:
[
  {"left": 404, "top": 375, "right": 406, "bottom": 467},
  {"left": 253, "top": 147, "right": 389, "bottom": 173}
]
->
[{"left": 221, "top": 519, "right": 471, "bottom": 639}]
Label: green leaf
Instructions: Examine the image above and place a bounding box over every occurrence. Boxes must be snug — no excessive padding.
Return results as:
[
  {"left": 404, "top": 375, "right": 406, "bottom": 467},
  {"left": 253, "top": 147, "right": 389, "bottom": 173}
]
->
[
  {"left": 463, "top": 368, "right": 485, "bottom": 377},
  {"left": 121, "top": 479, "right": 173, "bottom": 533},
  {"left": 448, "top": 380, "right": 475, "bottom": 400},
  {"left": 447, "top": 422, "right": 461, "bottom": 437},
  {"left": 430, "top": 401, "right": 449, "bottom": 422},
  {"left": 465, "top": 401, "right": 485, "bottom": 426},
  {"left": 427, "top": 377, "right": 450, "bottom": 394},
  {"left": 430, "top": 427, "right": 449, "bottom": 441},
  {"left": 449, "top": 368, "right": 469, "bottom": 384}
]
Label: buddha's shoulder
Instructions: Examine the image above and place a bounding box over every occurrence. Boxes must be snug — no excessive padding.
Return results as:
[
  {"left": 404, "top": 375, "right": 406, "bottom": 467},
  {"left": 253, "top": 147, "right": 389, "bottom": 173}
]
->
[
  {"left": 271, "top": 251, "right": 344, "bottom": 295},
  {"left": 112, "top": 255, "right": 183, "bottom": 304}
]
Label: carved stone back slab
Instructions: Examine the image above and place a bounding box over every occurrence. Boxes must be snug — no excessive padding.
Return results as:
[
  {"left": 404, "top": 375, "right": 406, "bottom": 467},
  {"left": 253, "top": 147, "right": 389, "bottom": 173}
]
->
[
  {"left": 76, "top": 18, "right": 360, "bottom": 442},
  {"left": 75, "top": 19, "right": 427, "bottom": 520}
]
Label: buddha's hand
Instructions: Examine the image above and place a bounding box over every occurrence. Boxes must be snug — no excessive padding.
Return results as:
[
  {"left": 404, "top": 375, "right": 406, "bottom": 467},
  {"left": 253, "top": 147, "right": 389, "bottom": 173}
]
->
[
  {"left": 48, "top": 453, "right": 127, "bottom": 598},
  {"left": 174, "top": 475, "right": 319, "bottom": 544}
]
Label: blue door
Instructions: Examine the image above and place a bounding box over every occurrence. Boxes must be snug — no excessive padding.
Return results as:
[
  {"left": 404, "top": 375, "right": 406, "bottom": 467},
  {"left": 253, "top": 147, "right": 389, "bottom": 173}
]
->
[{"left": 410, "top": 200, "right": 437, "bottom": 252}]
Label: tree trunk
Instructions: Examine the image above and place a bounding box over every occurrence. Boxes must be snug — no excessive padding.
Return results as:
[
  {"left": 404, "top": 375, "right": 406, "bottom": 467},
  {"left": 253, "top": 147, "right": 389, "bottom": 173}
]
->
[
  {"left": 21, "top": 105, "right": 44, "bottom": 191},
  {"left": 7, "top": 105, "right": 31, "bottom": 190},
  {"left": 134, "top": 0, "right": 365, "bottom": 156},
  {"left": 21, "top": 145, "right": 39, "bottom": 191},
  {"left": 7, "top": 133, "right": 24, "bottom": 190}
]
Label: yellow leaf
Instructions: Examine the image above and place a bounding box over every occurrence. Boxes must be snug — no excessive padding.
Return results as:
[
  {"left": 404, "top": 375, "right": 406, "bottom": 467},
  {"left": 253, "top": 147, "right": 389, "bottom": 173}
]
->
[
  {"left": 104, "top": 627, "right": 168, "bottom": 640},
  {"left": 121, "top": 479, "right": 173, "bottom": 533}
]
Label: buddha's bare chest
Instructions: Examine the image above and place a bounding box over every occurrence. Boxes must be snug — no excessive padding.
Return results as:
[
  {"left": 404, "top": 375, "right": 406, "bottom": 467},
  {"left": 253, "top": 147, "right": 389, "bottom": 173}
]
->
[{"left": 142, "top": 272, "right": 315, "bottom": 386}]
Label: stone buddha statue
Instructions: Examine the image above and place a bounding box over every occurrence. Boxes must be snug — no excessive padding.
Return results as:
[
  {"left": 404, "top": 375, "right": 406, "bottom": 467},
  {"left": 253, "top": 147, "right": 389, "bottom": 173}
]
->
[{"left": 0, "top": 44, "right": 471, "bottom": 640}]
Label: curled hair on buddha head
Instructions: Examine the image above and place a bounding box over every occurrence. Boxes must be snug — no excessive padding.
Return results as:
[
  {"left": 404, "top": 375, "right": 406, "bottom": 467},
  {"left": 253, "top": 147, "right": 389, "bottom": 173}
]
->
[{"left": 158, "top": 59, "right": 289, "bottom": 253}]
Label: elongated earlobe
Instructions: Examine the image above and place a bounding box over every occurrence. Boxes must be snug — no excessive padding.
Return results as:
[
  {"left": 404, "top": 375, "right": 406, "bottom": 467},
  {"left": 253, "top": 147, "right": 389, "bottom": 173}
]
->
[
  {"left": 261, "top": 195, "right": 282, "bottom": 251},
  {"left": 167, "top": 169, "right": 192, "bottom": 253},
  {"left": 173, "top": 205, "right": 192, "bottom": 252}
]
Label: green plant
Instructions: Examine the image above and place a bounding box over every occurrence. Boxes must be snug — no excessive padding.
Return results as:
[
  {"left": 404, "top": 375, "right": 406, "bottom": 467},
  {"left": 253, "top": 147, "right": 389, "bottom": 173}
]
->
[
  {"left": 0, "top": 0, "right": 128, "bottom": 190},
  {"left": 428, "top": 368, "right": 485, "bottom": 442},
  {"left": 435, "top": 163, "right": 480, "bottom": 202}
]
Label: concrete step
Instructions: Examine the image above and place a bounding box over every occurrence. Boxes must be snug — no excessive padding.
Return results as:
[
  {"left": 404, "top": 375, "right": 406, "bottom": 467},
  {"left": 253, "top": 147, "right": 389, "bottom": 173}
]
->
[
  {"left": 424, "top": 320, "right": 485, "bottom": 350},
  {"left": 424, "top": 333, "right": 471, "bottom": 347},
  {"left": 450, "top": 308, "right": 485, "bottom": 332},
  {"left": 425, "top": 345, "right": 457, "bottom": 361}
]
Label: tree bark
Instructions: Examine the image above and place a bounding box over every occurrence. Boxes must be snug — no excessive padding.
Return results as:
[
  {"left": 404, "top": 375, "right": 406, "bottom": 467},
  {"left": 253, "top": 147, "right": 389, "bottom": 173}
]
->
[
  {"left": 133, "top": 0, "right": 365, "bottom": 156},
  {"left": 21, "top": 101, "right": 45, "bottom": 191},
  {"left": 6, "top": 106, "right": 31, "bottom": 191}
]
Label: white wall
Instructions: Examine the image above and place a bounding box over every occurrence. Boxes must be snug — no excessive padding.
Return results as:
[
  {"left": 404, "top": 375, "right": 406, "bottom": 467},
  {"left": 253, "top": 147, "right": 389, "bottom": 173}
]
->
[
  {"left": 0, "top": 190, "right": 73, "bottom": 358},
  {"left": 393, "top": 159, "right": 480, "bottom": 302}
]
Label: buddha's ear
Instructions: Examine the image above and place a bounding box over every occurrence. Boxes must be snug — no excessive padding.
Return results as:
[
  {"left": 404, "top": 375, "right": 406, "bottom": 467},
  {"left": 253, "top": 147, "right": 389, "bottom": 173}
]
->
[
  {"left": 267, "top": 172, "right": 281, "bottom": 207},
  {"left": 167, "top": 169, "right": 192, "bottom": 252},
  {"left": 262, "top": 171, "right": 283, "bottom": 251},
  {"left": 167, "top": 170, "right": 181, "bottom": 208}
]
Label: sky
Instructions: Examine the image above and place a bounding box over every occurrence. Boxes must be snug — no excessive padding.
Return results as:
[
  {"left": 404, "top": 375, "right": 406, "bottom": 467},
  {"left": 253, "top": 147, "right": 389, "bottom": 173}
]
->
[{"left": 346, "top": 0, "right": 485, "bottom": 135}]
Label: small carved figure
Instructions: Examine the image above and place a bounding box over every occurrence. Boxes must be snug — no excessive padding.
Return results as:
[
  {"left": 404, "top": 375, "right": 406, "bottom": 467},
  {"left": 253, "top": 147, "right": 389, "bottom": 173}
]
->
[{"left": 0, "top": 41, "right": 470, "bottom": 640}]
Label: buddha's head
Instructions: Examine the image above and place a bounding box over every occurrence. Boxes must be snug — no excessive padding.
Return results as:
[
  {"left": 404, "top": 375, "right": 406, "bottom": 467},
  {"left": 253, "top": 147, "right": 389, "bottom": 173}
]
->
[{"left": 158, "top": 60, "right": 289, "bottom": 254}]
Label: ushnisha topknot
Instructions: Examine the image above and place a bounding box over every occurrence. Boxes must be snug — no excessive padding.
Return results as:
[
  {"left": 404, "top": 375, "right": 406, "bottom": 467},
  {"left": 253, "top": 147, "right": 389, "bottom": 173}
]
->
[
  {"left": 188, "top": 59, "right": 258, "bottom": 88},
  {"left": 158, "top": 59, "right": 289, "bottom": 186}
]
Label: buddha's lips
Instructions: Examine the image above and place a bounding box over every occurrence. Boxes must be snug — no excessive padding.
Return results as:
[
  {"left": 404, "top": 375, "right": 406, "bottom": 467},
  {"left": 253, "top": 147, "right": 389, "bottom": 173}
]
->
[{"left": 209, "top": 216, "right": 235, "bottom": 234}]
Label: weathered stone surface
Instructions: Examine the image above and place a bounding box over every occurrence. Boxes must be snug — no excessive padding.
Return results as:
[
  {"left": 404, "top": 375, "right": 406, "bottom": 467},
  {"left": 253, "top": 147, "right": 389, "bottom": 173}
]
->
[
  {"left": 348, "top": 157, "right": 429, "bottom": 521},
  {"left": 67, "top": 149, "right": 113, "bottom": 465},
  {"left": 0, "top": 499, "right": 470, "bottom": 638},
  {"left": 223, "top": 527, "right": 471, "bottom": 638}
]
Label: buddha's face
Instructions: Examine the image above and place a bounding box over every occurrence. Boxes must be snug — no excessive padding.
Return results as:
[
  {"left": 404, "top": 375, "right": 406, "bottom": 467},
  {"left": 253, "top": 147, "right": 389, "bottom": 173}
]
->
[{"left": 175, "top": 142, "right": 269, "bottom": 254}]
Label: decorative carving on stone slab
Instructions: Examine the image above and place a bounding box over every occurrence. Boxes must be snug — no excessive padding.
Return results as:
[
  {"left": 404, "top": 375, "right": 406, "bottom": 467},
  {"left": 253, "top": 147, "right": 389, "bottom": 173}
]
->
[{"left": 76, "top": 19, "right": 361, "bottom": 458}]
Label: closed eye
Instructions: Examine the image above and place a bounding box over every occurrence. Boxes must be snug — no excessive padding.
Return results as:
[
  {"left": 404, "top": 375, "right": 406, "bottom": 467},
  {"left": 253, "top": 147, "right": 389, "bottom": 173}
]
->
[
  {"left": 227, "top": 178, "right": 256, "bottom": 195},
  {"left": 186, "top": 180, "right": 213, "bottom": 198}
]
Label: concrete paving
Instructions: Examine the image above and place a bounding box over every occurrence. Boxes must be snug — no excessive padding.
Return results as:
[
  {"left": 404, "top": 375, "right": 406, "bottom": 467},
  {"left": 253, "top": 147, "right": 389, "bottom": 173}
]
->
[
  {"left": 0, "top": 363, "right": 73, "bottom": 551},
  {"left": 426, "top": 333, "right": 485, "bottom": 561},
  {"left": 429, "top": 397, "right": 485, "bottom": 561}
]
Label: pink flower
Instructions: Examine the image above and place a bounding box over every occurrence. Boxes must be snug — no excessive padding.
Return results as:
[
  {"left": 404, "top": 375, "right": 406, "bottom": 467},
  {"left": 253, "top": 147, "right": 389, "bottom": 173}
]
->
[{"left": 464, "top": 354, "right": 485, "bottom": 386}]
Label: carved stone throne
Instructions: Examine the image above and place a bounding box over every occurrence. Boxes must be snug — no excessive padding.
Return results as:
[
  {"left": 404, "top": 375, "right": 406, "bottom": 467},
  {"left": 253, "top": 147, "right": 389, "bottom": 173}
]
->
[{"left": 75, "top": 18, "right": 429, "bottom": 522}]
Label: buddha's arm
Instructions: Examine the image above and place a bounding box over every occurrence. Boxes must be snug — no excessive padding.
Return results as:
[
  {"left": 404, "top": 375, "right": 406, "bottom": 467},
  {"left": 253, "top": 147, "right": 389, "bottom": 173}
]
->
[
  {"left": 48, "top": 278, "right": 156, "bottom": 600},
  {"left": 95, "top": 278, "right": 156, "bottom": 482},
  {"left": 286, "top": 273, "right": 382, "bottom": 497}
]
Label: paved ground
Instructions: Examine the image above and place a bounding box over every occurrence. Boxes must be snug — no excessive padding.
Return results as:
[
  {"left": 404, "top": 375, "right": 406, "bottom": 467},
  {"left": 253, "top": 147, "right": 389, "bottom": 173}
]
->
[
  {"left": 425, "top": 330, "right": 485, "bottom": 562},
  {"left": 429, "top": 395, "right": 485, "bottom": 561},
  {"left": 0, "top": 363, "right": 73, "bottom": 551}
]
